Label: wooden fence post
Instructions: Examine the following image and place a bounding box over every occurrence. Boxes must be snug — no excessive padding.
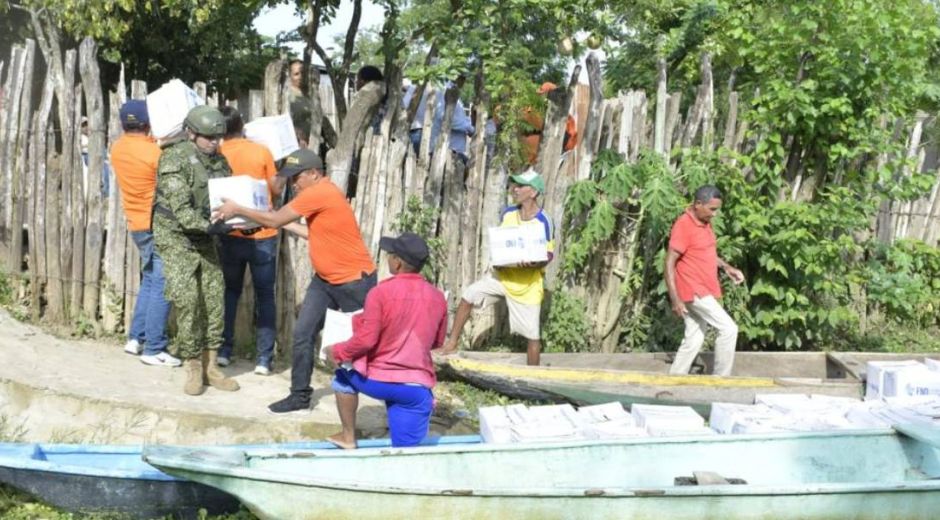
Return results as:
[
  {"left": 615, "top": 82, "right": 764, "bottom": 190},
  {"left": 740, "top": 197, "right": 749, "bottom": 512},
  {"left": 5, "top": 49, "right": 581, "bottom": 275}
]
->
[
  {"left": 8, "top": 40, "right": 36, "bottom": 289},
  {"left": 79, "top": 38, "right": 106, "bottom": 322}
]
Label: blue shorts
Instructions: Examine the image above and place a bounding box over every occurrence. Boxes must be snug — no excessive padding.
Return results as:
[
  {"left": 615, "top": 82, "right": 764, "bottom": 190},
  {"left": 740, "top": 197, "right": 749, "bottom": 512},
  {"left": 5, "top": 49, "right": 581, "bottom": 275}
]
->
[{"left": 332, "top": 369, "right": 434, "bottom": 447}]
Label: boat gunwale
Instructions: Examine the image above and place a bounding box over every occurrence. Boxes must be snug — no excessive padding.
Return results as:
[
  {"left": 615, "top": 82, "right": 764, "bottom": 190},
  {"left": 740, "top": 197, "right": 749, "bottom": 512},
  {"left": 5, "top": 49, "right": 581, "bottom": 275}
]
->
[{"left": 144, "top": 429, "right": 940, "bottom": 498}]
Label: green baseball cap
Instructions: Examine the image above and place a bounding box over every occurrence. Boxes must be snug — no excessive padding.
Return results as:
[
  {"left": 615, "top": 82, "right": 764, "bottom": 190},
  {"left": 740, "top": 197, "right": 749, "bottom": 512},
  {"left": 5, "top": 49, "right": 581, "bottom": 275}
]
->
[{"left": 509, "top": 168, "right": 545, "bottom": 194}]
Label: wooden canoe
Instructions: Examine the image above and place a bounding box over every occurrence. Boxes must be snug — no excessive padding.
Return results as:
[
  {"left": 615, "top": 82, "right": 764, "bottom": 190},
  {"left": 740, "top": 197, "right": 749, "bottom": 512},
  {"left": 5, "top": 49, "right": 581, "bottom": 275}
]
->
[
  {"left": 144, "top": 427, "right": 940, "bottom": 520},
  {"left": 0, "top": 436, "right": 479, "bottom": 518},
  {"left": 436, "top": 351, "right": 927, "bottom": 412}
]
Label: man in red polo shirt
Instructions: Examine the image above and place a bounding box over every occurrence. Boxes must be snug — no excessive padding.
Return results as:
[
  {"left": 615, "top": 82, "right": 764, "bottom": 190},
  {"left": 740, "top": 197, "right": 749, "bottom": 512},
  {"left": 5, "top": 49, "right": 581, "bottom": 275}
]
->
[{"left": 665, "top": 185, "right": 745, "bottom": 376}]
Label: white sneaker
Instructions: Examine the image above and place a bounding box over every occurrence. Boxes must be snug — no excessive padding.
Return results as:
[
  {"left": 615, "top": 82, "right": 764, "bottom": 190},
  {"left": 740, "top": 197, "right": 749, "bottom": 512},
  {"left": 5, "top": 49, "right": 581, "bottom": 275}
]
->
[
  {"left": 254, "top": 365, "right": 271, "bottom": 376},
  {"left": 124, "top": 339, "right": 142, "bottom": 355},
  {"left": 140, "top": 352, "right": 182, "bottom": 367},
  {"left": 216, "top": 356, "right": 230, "bottom": 367}
]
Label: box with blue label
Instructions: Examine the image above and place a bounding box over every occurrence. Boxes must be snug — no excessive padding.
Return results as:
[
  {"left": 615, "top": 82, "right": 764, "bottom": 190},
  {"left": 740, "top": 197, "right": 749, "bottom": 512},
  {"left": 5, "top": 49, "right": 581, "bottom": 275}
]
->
[
  {"left": 487, "top": 225, "right": 549, "bottom": 266},
  {"left": 208, "top": 176, "right": 270, "bottom": 227}
]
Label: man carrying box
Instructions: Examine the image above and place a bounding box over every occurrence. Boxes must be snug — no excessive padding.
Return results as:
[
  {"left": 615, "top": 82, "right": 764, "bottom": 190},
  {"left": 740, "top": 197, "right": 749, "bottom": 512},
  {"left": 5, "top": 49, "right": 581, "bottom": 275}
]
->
[
  {"left": 110, "top": 100, "right": 177, "bottom": 367},
  {"left": 324, "top": 232, "right": 448, "bottom": 448},
  {"left": 213, "top": 149, "right": 376, "bottom": 414},
  {"left": 216, "top": 107, "right": 285, "bottom": 375},
  {"left": 440, "top": 169, "right": 554, "bottom": 366}
]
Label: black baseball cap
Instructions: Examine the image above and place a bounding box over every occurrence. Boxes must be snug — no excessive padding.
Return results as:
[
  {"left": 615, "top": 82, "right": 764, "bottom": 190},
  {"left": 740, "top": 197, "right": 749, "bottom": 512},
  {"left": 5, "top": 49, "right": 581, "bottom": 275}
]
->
[
  {"left": 379, "top": 232, "right": 430, "bottom": 269},
  {"left": 278, "top": 149, "right": 325, "bottom": 178}
]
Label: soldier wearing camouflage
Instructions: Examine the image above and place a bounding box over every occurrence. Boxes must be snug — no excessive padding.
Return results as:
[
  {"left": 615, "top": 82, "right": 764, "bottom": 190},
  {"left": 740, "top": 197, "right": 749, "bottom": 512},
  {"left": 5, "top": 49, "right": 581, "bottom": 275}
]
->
[{"left": 152, "top": 105, "right": 240, "bottom": 395}]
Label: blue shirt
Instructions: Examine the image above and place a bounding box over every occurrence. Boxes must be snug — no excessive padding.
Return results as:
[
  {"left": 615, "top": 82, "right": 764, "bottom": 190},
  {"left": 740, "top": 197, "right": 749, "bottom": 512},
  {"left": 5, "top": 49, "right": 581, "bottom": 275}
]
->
[{"left": 403, "top": 84, "right": 475, "bottom": 155}]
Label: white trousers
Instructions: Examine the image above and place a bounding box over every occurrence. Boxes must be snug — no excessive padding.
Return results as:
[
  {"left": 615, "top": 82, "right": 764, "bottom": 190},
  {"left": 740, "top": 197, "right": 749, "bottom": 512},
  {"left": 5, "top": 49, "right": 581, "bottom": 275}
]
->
[{"left": 669, "top": 295, "right": 738, "bottom": 377}]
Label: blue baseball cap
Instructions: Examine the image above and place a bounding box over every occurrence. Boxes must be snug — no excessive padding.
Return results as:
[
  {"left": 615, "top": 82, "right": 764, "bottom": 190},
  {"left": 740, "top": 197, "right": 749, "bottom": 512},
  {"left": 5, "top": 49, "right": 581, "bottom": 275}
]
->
[{"left": 119, "top": 100, "right": 149, "bottom": 127}]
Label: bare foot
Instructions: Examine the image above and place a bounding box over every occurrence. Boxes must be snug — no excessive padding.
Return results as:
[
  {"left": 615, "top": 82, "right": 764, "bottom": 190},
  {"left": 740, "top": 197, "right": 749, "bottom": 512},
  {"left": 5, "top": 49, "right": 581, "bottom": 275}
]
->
[{"left": 326, "top": 433, "right": 357, "bottom": 450}]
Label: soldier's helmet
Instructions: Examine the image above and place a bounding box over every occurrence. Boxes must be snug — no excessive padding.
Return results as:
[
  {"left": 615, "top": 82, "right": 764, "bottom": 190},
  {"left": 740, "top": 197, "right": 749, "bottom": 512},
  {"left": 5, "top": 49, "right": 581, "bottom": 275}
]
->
[{"left": 184, "top": 105, "right": 225, "bottom": 137}]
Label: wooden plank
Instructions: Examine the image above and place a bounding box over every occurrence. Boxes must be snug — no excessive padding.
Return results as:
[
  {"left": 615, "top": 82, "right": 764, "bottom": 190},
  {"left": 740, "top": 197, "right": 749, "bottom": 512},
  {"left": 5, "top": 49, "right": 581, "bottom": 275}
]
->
[
  {"left": 69, "top": 84, "right": 86, "bottom": 318},
  {"left": 193, "top": 81, "right": 207, "bottom": 103},
  {"left": 8, "top": 40, "right": 36, "bottom": 285},
  {"left": 58, "top": 50, "right": 77, "bottom": 316},
  {"left": 653, "top": 58, "right": 667, "bottom": 157},
  {"left": 0, "top": 46, "right": 25, "bottom": 246},
  {"left": 248, "top": 90, "right": 264, "bottom": 122},
  {"left": 79, "top": 38, "right": 106, "bottom": 322},
  {"left": 30, "top": 63, "right": 57, "bottom": 318},
  {"left": 101, "top": 89, "right": 127, "bottom": 332},
  {"left": 825, "top": 352, "right": 866, "bottom": 382},
  {"left": 663, "top": 92, "right": 682, "bottom": 158},
  {"left": 577, "top": 54, "right": 605, "bottom": 181}
]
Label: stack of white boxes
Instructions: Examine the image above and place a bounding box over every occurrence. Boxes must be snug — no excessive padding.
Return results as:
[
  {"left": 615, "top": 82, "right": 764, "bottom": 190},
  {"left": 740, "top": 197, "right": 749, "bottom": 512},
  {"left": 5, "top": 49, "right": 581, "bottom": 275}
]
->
[
  {"left": 479, "top": 402, "right": 645, "bottom": 443},
  {"left": 631, "top": 404, "right": 714, "bottom": 437},
  {"left": 146, "top": 79, "right": 204, "bottom": 140},
  {"left": 865, "top": 360, "right": 940, "bottom": 401}
]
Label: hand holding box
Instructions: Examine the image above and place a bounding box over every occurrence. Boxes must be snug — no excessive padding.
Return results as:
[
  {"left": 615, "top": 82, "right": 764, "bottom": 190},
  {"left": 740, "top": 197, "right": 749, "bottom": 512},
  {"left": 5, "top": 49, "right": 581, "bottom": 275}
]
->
[{"left": 208, "top": 177, "right": 270, "bottom": 227}]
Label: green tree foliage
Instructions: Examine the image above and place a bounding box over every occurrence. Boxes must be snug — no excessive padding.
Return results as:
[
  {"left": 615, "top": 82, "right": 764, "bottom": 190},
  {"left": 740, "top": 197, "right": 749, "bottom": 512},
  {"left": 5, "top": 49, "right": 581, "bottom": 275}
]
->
[{"left": 1, "top": 0, "right": 282, "bottom": 96}]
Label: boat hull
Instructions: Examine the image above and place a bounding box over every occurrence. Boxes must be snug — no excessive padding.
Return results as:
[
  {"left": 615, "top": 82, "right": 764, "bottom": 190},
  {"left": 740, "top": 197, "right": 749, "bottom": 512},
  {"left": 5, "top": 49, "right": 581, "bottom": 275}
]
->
[
  {"left": 0, "top": 465, "right": 239, "bottom": 519},
  {"left": 145, "top": 430, "right": 940, "bottom": 520},
  {"left": 170, "top": 479, "right": 940, "bottom": 520}
]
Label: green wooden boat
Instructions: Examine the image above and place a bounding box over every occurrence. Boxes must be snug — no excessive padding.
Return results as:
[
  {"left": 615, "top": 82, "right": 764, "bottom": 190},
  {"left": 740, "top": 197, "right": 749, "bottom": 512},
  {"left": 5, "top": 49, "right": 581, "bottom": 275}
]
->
[
  {"left": 144, "top": 426, "right": 940, "bottom": 520},
  {"left": 436, "top": 351, "right": 926, "bottom": 413}
]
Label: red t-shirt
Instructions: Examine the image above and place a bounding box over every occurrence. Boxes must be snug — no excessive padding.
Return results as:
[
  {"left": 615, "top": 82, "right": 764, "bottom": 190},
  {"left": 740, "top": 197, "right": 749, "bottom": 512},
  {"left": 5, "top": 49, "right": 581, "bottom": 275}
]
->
[
  {"left": 332, "top": 273, "right": 448, "bottom": 388},
  {"left": 669, "top": 210, "right": 721, "bottom": 302},
  {"left": 287, "top": 178, "right": 375, "bottom": 284}
]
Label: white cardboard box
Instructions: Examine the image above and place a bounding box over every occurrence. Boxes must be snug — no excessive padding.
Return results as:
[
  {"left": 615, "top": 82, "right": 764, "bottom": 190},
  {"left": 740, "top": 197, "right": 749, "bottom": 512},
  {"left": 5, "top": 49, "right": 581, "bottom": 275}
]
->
[
  {"left": 754, "top": 394, "right": 859, "bottom": 414},
  {"left": 577, "top": 402, "right": 632, "bottom": 424},
  {"left": 208, "top": 176, "right": 270, "bottom": 226},
  {"left": 488, "top": 225, "right": 549, "bottom": 267},
  {"left": 631, "top": 404, "right": 704, "bottom": 430},
  {"left": 319, "top": 309, "right": 363, "bottom": 361},
  {"left": 709, "top": 403, "right": 780, "bottom": 434},
  {"left": 479, "top": 406, "right": 513, "bottom": 444},
  {"left": 866, "top": 360, "right": 923, "bottom": 400},
  {"left": 244, "top": 113, "right": 300, "bottom": 161},
  {"left": 884, "top": 365, "right": 940, "bottom": 400},
  {"left": 583, "top": 419, "right": 647, "bottom": 440},
  {"left": 147, "top": 79, "right": 204, "bottom": 140},
  {"left": 647, "top": 424, "right": 716, "bottom": 437}
]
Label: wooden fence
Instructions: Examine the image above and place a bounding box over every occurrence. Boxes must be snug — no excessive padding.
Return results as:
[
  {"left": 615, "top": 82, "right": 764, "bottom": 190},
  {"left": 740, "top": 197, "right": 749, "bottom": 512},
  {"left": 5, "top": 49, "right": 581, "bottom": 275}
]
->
[{"left": 1, "top": 39, "right": 939, "bottom": 359}]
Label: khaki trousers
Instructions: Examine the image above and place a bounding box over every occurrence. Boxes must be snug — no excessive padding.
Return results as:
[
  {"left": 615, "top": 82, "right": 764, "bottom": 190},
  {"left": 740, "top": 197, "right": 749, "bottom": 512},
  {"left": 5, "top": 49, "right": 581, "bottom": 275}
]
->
[{"left": 669, "top": 295, "right": 738, "bottom": 376}]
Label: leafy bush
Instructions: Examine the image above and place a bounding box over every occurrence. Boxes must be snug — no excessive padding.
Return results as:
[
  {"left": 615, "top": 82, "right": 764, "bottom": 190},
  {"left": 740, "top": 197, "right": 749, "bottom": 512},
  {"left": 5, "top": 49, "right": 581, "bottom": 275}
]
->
[{"left": 542, "top": 289, "right": 591, "bottom": 353}]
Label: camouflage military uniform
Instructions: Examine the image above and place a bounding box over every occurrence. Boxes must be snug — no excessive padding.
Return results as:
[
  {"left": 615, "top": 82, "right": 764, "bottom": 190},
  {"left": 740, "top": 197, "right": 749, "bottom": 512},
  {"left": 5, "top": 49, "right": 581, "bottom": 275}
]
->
[{"left": 152, "top": 139, "right": 230, "bottom": 361}]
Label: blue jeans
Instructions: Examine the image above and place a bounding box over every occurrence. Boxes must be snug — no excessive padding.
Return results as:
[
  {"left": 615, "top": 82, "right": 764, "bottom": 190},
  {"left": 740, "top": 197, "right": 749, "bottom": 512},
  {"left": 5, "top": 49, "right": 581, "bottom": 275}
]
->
[
  {"left": 332, "top": 369, "right": 433, "bottom": 447},
  {"left": 290, "top": 272, "right": 376, "bottom": 401},
  {"left": 218, "top": 235, "right": 277, "bottom": 367},
  {"left": 129, "top": 231, "right": 171, "bottom": 355}
]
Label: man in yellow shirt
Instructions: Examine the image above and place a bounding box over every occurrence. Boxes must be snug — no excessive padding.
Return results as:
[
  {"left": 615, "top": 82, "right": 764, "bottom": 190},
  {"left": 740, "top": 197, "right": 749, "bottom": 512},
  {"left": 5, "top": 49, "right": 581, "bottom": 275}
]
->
[
  {"left": 110, "top": 100, "right": 179, "bottom": 367},
  {"left": 217, "top": 107, "right": 284, "bottom": 375},
  {"left": 440, "top": 169, "right": 553, "bottom": 365}
]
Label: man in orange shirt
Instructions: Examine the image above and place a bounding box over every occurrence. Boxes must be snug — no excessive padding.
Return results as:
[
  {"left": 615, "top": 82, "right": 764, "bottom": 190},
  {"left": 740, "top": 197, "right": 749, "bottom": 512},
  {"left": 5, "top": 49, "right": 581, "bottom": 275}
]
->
[
  {"left": 109, "top": 100, "right": 178, "bottom": 367},
  {"left": 665, "top": 185, "right": 745, "bottom": 376},
  {"left": 214, "top": 149, "right": 376, "bottom": 413},
  {"left": 217, "top": 107, "right": 284, "bottom": 375}
]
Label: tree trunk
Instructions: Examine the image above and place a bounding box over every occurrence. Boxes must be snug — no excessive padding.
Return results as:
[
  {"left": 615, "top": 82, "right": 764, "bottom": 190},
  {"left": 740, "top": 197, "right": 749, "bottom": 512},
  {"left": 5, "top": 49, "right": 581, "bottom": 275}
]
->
[
  {"left": 1, "top": 45, "right": 26, "bottom": 257},
  {"left": 325, "top": 80, "right": 385, "bottom": 195}
]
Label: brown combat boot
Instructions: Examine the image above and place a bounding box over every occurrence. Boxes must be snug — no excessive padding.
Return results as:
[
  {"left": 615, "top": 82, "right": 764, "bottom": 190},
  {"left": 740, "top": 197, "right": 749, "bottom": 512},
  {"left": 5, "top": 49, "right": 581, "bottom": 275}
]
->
[
  {"left": 203, "top": 350, "right": 240, "bottom": 391},
  {"left": 183, "top": 358, "right": 205, "bottom": 396}
]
